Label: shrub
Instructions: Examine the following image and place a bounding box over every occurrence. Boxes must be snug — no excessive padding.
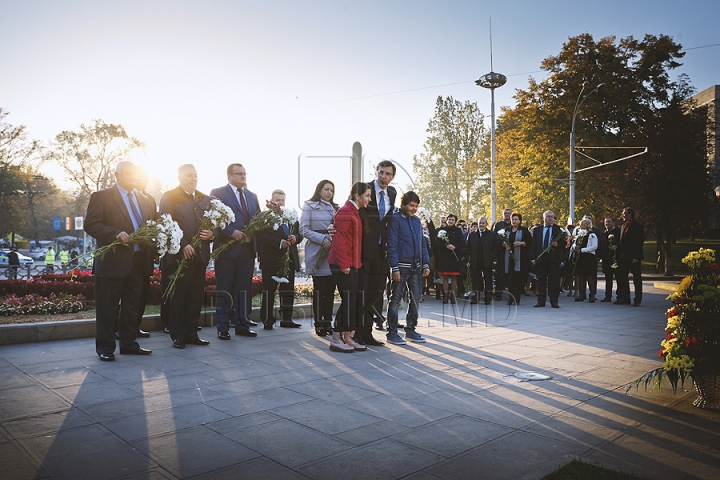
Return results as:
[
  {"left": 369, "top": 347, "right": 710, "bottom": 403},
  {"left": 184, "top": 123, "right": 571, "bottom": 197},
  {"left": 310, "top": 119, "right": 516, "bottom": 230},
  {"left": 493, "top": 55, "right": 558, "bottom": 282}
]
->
[{"left": 0, "top": 293, "right": 91, "bottom": 316}]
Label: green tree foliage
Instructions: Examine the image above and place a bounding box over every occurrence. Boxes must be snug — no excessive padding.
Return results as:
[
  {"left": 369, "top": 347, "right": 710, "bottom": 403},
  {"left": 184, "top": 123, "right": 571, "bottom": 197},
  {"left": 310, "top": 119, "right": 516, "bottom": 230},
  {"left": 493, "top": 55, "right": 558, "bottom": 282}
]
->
[
  {"left": 413, "top": 96, "right": 489, "bottom": 221},
  {"left": 622, "top": 80, "right": 710, "bottom": 274},
  {"left": 45, "top": 119, "right": 145, "bottom": 201},
  {"left": 496, "top": 33, "right": 692, "bottom": 227},
  {"left": 0, "top": 109, "right": 41, "bottom": 238}
]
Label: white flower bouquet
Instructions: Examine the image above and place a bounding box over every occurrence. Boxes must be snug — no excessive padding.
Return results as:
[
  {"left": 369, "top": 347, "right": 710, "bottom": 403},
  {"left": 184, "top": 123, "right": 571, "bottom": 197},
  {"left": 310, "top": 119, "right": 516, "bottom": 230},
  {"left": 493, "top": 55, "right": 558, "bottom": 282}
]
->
[
  {"left": 80, "top": 214, "right": 183, "bottom": 266},
  {"left": 164, "top": 199, "right": 234, "bottom": 301},
  {"left": 437, "top": 229, "right": 458, "bottom": 261}
]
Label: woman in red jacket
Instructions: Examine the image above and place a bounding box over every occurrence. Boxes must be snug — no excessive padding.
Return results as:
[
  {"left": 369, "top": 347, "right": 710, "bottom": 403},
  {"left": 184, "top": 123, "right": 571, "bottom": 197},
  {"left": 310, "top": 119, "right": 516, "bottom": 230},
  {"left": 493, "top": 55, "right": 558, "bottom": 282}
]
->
[{"left": 327, "top": 182, "right": 372, "bottom": 353}]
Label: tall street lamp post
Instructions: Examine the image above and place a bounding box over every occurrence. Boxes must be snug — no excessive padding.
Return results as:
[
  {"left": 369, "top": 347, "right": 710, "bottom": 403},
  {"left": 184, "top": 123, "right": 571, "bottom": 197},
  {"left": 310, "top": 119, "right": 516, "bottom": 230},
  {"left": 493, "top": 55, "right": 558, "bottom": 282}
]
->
[
  {"left": 570, "top": 81, "right": 605, "bottom": 225},
  {"left": 476, "top": 71, "right": 506, "bottom": 224}
]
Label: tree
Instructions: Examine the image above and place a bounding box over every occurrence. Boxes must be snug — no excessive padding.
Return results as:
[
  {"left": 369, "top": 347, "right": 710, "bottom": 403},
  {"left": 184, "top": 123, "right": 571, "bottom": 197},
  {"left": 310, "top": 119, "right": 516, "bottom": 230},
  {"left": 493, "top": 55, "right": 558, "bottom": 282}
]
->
[
  {"left": 45, "top": 119, "right": 145, "bottom": 200},
  {"left": 622, "top": 79, "right": 710, "bottom": 275},
  {"left": 413, "top": 96, "right": 490, "bottom": 221},
  {"left": 495, "top": 34, "right": 704, "bottom": 228},
  {"left": 0, "top": 108, "right": 41, "bottom": 238}
]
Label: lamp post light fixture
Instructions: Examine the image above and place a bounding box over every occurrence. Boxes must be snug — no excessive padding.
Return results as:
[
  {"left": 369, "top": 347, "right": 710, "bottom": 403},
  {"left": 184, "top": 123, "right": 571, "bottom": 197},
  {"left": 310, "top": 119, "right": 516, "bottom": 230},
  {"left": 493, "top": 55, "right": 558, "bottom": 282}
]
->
[
  {"left": 476, "top": 71, "right": 506, "bottom": 224},
  {"left": 569, "top": 81, "right": 605, "bottom": 225}
]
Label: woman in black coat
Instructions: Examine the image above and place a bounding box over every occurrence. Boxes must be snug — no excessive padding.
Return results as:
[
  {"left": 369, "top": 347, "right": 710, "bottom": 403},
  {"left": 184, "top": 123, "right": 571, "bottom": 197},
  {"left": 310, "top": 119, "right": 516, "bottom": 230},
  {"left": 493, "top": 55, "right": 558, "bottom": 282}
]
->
[
  {"left": 504, "top": 213, "right": 532, "bottom": 305},
  {"left": 433, "top": 213, "right": 465, "bottom": 304}
]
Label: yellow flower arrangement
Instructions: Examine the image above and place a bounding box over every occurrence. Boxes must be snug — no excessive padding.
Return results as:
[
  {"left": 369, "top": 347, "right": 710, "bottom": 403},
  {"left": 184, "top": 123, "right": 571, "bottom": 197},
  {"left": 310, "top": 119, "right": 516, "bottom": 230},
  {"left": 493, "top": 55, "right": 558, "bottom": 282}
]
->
[{"left": 628, "top": 248, "right": 720, "bottom": 394}]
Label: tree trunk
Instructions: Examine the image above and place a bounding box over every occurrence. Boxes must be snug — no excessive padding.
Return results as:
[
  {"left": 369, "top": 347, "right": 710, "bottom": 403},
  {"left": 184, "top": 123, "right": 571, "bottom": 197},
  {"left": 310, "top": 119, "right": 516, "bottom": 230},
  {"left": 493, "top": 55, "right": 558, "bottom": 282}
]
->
[{"left": 663, "top": 229, "right": 674, "bottom": 276}]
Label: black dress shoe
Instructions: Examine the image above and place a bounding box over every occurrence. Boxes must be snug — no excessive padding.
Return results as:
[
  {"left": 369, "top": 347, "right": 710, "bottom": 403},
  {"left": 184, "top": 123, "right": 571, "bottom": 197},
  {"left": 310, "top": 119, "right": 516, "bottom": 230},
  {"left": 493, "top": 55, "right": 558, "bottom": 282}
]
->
[
  {"left": 163, "top": 327, "right": 170, "bottom": 334},
  {"left": 137, "top": 329, "right": 151, "bottom": 338},
  {"left": 190, "top": 337, "right": 210, "bottom": 345},
  {"left": 217, "top": 331, "right": 231, "bottom": 340},
  {"left": 575, "top": 297, "right": 585, "bottom": 302},
  {"left": 120, "top": 346, "right": 152, "bottom": 355},
  {"left": 632, "top": 302, "right": 641, "bottom": 307},
  {"left": 264, "top": 323, "right": 274, "bottom": 330},
  {"left": 235, "top": 329, "right": 257, "bottom": 337},
  {"left": 363, "top": 336, "right": 385, "bottom": 346},
  {"left": 248, "top": 320, "right": 258, "bottom": 327},
  {"left": 197, "top": 326, "right": 203, "bottom": 331},
  {"left": 99, "top": 352, "right": 115, "bottom": 362},
  {"left": 173, "top": 339, "right": 186, "bottom": 349},
  {"left": 614, "top": 299, "right": 631, "bottom": 305},
  {"left": 534, "top": 303, "right": 545, "bottom": 307},
  {"left": 600, "top": 298, "right": 612, "bottom": 302},
  {"left": 551, "top": 303, "right": 560, "bottom": 308},
  {"left": 280, "top": 321, "right": 301, "bottom": 328}
]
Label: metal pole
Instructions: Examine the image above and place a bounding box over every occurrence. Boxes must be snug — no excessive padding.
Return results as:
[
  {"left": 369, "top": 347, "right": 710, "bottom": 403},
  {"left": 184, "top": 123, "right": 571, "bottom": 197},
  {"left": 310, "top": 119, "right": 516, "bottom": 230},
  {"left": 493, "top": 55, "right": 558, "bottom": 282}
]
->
[
  {"left": 569, "top": 127, "right": 576, "bottom": 226},
  {"left": 490, "top": 88, "right": 497, "bottom": 224}
]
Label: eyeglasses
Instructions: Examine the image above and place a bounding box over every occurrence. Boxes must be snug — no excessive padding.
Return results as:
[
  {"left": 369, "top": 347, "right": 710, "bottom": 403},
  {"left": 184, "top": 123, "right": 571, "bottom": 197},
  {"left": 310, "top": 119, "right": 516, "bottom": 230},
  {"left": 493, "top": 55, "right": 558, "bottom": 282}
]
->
[{"left": 230, "top": 172, "right": 246, "bottom": 176}]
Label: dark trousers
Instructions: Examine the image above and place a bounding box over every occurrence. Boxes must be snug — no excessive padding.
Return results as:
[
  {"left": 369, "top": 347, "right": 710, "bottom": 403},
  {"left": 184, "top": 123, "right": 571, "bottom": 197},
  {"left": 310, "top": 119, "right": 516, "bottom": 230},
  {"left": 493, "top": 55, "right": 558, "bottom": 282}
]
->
[
  {"left": 617, "top": 260, "right": 642, "bottom": 303},
  {"left": 358, "top": 248, "right": 388, "bottom": 337},
  {"left": 168, "top": 260, "right": 206, "bottom": 341},
  {"left": 95, "top": 252, "right": 146, "bottom": 354},
  {"left": 260, "top": 270, "right": 296, "bottom": 323},
  {"left": 495, "top": 267, "right": 507, "bottom": 296},
  {"left": 536, "top": 260, "right": 560, "bottom": 305},
  {"left": 602, "top": 267, "right": 616, "bottom": 300},
  {"left": 508, "top": 268, "right": 527, "bottom": 304},
  {"left": 215, "top": 250, "right": 255, "bottom": 333},
  {"left": 470, "top": 266, "right": 494, "bottom": 302},
  {"left": 312, "top": 275, "right": 336, "bottom": 327},
  {"left": 331, "top": 264, "right": 360, "bottom": 333}
]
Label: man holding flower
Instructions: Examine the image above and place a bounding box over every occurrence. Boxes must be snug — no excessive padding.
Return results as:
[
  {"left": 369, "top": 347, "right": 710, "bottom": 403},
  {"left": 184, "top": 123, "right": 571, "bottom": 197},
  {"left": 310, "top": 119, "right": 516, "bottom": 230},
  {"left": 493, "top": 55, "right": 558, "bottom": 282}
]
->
[
  {"left": 257, "top": 189, "right": 302, "bottom": 329},
  {"left": 210, "top": 163, "right": 261, "bottom": 339},
  {"left": 159, "top": 164, "right": 215, "bottom": 349},
  {"left": 85, "top": 161, "right": 156, "bottom": 361},
  {"left": 530, "top": 210, "right": 565, "bottom": 308}
]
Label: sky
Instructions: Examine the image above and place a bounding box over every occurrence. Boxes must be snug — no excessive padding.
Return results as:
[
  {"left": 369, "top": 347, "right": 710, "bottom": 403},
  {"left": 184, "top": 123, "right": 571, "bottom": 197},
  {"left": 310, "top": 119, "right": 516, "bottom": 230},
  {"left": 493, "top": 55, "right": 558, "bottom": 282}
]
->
[{"left": 2, "top": 0, "right": 718, "bottom": 212}]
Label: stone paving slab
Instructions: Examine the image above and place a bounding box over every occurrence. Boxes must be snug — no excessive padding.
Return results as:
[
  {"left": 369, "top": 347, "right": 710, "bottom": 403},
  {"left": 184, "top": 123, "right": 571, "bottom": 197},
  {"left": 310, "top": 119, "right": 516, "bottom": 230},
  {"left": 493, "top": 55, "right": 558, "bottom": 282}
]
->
[{"left": 1, "top": 281, "right": 719, "bottom": 479}]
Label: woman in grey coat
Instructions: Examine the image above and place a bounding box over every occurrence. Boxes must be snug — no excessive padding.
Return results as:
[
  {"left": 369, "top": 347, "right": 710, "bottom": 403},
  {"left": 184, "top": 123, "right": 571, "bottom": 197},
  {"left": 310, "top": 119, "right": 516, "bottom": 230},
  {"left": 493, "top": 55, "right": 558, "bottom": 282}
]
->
[{"left": 299, "top": 180, "right": 338, "bottom": 337}]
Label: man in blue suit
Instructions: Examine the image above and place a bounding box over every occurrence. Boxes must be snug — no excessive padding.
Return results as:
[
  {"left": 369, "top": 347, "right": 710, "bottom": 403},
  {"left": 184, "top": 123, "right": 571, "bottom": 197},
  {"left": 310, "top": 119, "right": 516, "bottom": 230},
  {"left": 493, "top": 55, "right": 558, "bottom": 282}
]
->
[
  {"left": 210, "top": 163, "right": 261, "bottom": 339},
  {"left": 530, "top": 210, "right": 565, "bottom": 308}
]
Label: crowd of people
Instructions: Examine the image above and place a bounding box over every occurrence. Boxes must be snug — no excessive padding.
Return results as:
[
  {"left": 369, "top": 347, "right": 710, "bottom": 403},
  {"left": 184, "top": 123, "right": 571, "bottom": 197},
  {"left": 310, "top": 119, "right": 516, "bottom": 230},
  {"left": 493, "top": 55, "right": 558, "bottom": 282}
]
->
[{"left": 84, "top": 159, "right": 645, "bottom": 361}]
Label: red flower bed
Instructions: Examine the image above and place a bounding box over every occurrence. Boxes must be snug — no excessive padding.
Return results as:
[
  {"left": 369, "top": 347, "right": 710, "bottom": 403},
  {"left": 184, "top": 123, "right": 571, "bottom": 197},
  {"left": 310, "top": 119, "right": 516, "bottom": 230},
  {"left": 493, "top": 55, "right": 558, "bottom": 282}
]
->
[{"left": 1, "top": 270, "right": 263, "bottom": 306}]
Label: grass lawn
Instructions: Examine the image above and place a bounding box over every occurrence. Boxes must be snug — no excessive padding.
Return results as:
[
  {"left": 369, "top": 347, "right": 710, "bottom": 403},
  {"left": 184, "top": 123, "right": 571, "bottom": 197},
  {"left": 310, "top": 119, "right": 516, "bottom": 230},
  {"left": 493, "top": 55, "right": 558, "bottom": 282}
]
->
[
  {"left": 542, "top": 459, "right": 648, "bottom": 480},
  {"left": 641, "top": 237, "right": 720, "bottom": 272}
]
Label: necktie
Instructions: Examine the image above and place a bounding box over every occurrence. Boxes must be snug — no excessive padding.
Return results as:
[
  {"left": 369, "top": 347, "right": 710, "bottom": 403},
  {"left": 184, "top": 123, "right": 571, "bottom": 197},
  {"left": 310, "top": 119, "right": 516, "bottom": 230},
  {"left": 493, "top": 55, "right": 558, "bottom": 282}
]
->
[
  {"left": 543, "top": 226, "right": 550, "bottom": 249},
  {"left": 238, "top": 188, "right": 250, "bottom": 224},
  {"left": 282, "top": 224, "right": 289, "bottom": 236},
  {"left": 127, "top": 192, "right": 143, "bottom": 229},
  {"left": 378, "top": 190, "right": 386, "bottom": 219}
]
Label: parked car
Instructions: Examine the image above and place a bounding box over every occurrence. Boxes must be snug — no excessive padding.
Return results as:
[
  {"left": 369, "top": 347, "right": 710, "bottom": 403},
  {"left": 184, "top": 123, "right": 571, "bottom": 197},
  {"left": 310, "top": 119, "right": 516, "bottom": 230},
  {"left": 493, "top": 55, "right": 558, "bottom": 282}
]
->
[
  {"left": 0, "top": 250, "right": 34, "bottom": 265},
  {"left": 27, "top": 249, "right": 48, "bottom": 261}
]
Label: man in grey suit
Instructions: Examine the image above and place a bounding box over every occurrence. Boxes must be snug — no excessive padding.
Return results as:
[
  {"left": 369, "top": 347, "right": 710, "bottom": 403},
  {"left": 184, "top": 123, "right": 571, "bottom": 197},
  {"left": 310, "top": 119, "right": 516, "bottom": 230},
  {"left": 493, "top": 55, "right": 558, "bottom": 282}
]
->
[
  {"left": 85, "top": 161, "right": 155, "bottom": 361},
  {"left": 210, "top": 163, "right": 261, "bottom": 339}
]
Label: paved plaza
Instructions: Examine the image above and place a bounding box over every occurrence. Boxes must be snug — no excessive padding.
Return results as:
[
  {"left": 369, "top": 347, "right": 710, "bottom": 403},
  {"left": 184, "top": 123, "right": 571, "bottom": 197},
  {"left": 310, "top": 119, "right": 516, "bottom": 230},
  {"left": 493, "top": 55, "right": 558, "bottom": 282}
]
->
[{"left": 1, "top": 280, "right": 719, "bottom": 479}]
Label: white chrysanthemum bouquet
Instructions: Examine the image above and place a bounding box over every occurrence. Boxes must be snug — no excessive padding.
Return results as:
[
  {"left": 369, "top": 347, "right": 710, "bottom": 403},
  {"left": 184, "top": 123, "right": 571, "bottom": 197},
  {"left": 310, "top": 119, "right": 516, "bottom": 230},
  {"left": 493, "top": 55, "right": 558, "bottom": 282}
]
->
[{"left": 164, "top": 199, "right": 234, "bottom": 300}]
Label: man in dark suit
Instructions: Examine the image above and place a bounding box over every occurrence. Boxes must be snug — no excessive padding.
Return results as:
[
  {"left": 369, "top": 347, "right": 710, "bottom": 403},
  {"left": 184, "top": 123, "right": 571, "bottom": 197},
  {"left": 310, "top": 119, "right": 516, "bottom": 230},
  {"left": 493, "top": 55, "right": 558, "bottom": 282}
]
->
[
  {"left": 357, "top": 160, "right": 397, "bottom": 347},
  {"left": 257, "top": 189, "right": 303, "bottom": 329},
  {"left": 84, "top": 161, "right": 155, "bottom": 361},
  {"left": 159, "top": 164, "right": 214, "bottom": 349},
  {"left": 601, "top": 216, "right": 621, "bottom": 302},
  {"left": 492, "top": 208, "right": 513, "bottom": 299},
  {"left": 116, "top": 166, "right": 156, "bottom": 340},
  {"left": 530, "top": 210, "right": 565, "bottom": 308},
  {"left": 466, "top": 216, "right": 500, "bottom": 305},
  {"left": 614, "top": 207, "right": 644, "bottom": 306},
  {"left": 210, "top": 163, "right": 261, "bottom": 339}
]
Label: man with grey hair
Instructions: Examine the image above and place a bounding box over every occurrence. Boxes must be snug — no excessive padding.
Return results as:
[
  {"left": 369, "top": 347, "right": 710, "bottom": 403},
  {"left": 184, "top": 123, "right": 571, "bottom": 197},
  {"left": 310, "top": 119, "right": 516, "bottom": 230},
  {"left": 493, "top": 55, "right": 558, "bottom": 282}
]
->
[
  {"left": 466, "top": 216, "right": 500, "bottom": 304},
  {"left": 85, "top": 161, "right": 156, "bottom": 361},
  {"left": 530, "top": 210, "right": 564, "bottom": 308}
]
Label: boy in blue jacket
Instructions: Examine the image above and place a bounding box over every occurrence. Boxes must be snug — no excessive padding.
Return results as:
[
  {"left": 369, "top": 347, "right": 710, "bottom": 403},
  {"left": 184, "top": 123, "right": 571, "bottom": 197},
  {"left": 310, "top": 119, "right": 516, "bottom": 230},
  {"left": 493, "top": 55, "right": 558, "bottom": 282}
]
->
[{"left": 385, "top": 191, "right": 430, "bottom": 345}]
